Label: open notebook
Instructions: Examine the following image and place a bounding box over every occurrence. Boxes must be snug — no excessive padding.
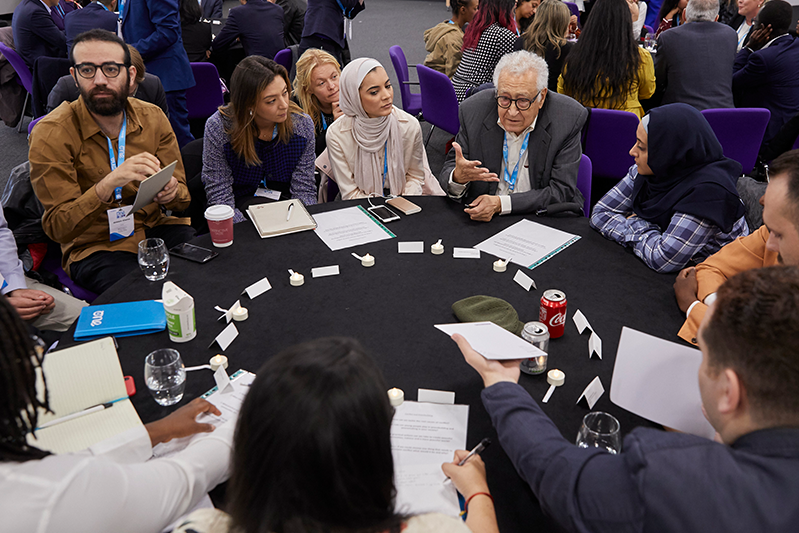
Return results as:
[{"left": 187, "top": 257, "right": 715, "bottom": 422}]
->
[
  {"left": 27, "top": 337, "right": 143, "bottom": 454},
  {"left": 247, "top": 199, "right": 317, "bottom": 238}
]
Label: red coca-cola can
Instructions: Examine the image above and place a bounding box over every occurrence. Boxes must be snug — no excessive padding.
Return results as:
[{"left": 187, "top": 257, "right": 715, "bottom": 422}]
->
[{"left": 539, "top": 289, "right": 567, "bottom": 338}]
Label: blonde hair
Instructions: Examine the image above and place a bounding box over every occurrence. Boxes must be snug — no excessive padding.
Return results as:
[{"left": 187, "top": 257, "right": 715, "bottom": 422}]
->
[
  {"left": 293, "top": 49, "right": 341, "bottom": 130},
  {"left": 522, "top": 0, "right": 570, "bottom": 60}
]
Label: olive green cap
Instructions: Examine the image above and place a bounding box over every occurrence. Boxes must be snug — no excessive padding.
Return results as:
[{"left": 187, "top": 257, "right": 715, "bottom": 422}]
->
[{"left": 451, "top": 295, "right": 524, "bottom": 336}]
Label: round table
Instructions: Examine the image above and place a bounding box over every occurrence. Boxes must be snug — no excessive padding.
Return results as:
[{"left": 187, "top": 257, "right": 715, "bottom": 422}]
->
[{"left": 62, "top": 196, "right": 685, "bottom": 533}]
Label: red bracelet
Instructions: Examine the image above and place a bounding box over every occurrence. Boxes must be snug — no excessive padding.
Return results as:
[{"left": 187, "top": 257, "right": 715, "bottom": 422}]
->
[{"left": 463, "top": 492, "right": 494, "bottom": 514}]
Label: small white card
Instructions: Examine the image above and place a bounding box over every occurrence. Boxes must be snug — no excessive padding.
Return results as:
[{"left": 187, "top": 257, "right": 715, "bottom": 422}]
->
[
  {"left": 254, "top": 187, "right": 281, "bottom": 200},
  {"left": 573, "top": 309, "right": 592, "bottom": 334},
  {"left": 244, "top": 277, "right": 272, "bottom": 299},
  {"left": 107, "top": 205, "right": 134, "bottom": 242},
  {"left": 398, "top": 241, "right": 424, "bottom": 253},
  {"left": 513, "top": 269, "right": 536, "bottom": 291},
  {"left": 453, "top": 247, "right": 480, "bottom": 259},
  {"left": 312, "top": 265, "right": 340, "bottom": 278},
  {"left": 417, "top": 388, "right": 456, "bottom": 405},
  {"left": 589, "top": 331, "right": 602, "bottom": 359},
  {"left": 218, "top": 300, "right": 240, "bottom": 323},
  {"left": 213, "top": 365, "right": 233, "bottom": 394},
  {"left": 212, "top": 322, "right": 239, "bottom": 350},
  {"left": 577, "top": 376, "right": 605, "bottom": 409}
]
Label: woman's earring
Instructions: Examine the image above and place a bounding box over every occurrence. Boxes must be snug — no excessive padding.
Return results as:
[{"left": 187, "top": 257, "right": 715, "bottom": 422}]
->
[{"left": 249, "top": 109, "right": 253, "bottom": 116}]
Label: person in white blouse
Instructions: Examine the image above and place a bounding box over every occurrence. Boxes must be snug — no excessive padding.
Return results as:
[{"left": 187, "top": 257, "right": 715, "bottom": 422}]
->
[{"left": 0, "top": 297, "right": 233, "bottom": 533}]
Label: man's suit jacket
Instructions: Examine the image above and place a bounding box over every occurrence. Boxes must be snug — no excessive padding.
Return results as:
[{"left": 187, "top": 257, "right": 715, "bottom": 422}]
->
[
  {"left": 439, "top": 90, "right": 588, "bottom": 215},
  {"left": 201, "top": 0, "right": 222, "bottom": 19},
  {"left": 65, "top": 2, "right": 118, "bottom": 52},
  {"left": 121, "top": 0, "right": 195, "bottom": 93},
  {"left": 275, "top": 0, "right": 305, "bottom": 47},
  {"left": 733, "top": 34, "right": 799, "bottom": 144},
  {"left": 655, "top": 21, "right": 737, "bottom": 110},
  {"left": 302, "top": 0, "right": 364, "bottom": 48},
  {"left": 212, "top": 0, "right": 284, "bottom": 59},
  {"left": 12, "top": 0, "right": 67, "bottom": 69}
]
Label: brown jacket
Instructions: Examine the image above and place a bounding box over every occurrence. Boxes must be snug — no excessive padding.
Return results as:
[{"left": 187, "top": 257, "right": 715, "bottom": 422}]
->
[{"left": 423, "top": 21, "right": 464, "bottom": 78}]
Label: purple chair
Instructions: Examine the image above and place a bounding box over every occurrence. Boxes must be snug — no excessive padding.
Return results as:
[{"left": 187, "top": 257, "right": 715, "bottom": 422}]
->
[
  {"left": 642, "top": 24, "right": 654, "bottom": 35},
  {"left": 27, "top": 115, "right": 43, "bottom": 137},
  {"left": 701, "top": 108, "right": 771, "bottom": 175},
  {"left": 0, "top": 42, "right": 34, "bottom": 133},
  {"left": 581, "top": 108, "right": 639, "bottom": 204},
  {"left": 186, "top": 62, "right": 224, "bottom": 121},
  {"left": 577, "top": 154, "right": 592, "bottom": 217},
  {"left": 41, "top": 245, "right": 98, "bottom": 303},
  {"left": 416, "top": 64, "right": 460, "bottom": 144},
  {"left": 564, "top": 1, "right": 580, "bottom": 20},
  {"left": 388, "top": 45, "right": 422, "bottom": 116},
  {"left": 274, "top": 48, "right": 292, "bottom": 72}
]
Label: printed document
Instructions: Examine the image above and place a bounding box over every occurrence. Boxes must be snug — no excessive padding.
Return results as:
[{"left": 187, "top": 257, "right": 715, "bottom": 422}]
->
[
  {"left": 474, "top": 219, "right": 580, "bottom": 269},
  {"left": 435, "top": 321, "right": 546, "bottom": 360},
  {"left": 313, "top": 206, "right": 396, "bottom": 251}
]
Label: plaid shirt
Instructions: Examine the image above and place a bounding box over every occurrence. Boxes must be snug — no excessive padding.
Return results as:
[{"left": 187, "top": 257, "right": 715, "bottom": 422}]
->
[{"left": 589, "top": 166, "right": 750, "bottom": 273}]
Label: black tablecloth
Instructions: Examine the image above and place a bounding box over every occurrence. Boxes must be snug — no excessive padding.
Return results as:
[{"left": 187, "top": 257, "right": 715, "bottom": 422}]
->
[{"left": 61, "top": 196, "right": 685, "bottom": 533}]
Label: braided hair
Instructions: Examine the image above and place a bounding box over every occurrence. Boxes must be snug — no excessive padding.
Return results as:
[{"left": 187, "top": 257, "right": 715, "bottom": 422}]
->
[{"left": 0, "top": 297, "right": 51, "bottom": 462}]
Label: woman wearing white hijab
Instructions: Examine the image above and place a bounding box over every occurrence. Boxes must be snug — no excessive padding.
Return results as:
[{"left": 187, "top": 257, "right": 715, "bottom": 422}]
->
[{"left": 326, "top": 57, "right": 430, "bottom": 199}]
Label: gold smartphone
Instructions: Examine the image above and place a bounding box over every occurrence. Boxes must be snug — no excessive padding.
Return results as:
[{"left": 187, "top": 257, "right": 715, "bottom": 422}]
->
[{"left": 387, "top": 197, "right": 422, "bottom": 215}]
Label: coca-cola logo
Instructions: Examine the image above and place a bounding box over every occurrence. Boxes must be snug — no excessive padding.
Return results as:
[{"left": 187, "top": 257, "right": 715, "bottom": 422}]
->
[{"left": 549, "top": 313, "right": 566, "bottom": 327}]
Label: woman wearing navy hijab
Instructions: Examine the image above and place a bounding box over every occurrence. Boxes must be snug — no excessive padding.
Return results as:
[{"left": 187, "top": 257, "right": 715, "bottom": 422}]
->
[{"left": 590, "top": 103, "right": 749, "bottom": 273}]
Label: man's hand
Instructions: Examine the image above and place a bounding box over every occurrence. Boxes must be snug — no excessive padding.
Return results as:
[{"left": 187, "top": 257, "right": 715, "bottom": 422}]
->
[
  {"left": 441, "top": 449, "right": 490, "bottom": 499},
  {"left": 6, "top": 289, "right": 55, "bottom": 320},
  {"left": 674, "top": 266, "right": 699, "bottom": 313},
  {"left": 154, "top": 176, "right": 180, "bottom": 205},
  {"left": 451, "top": 142, "right": 499, "bottom": 185},
  {"left": 453, "top": 333, "right": 521, "bottom": 387},
  {"left": 748, "top": 23, "right": 772, "bottom": 51},
  {"left": 465, "top": 194, "right": 501, "bottom": 222},
  {"left": 331, "top": 101, "right": 343, "bottom": 121},
  {"left": 145, "top": 398, "right": 222, "bottom": 447},
  {"left": 95, "top": 152, "right": 161, "bottom": 203}
]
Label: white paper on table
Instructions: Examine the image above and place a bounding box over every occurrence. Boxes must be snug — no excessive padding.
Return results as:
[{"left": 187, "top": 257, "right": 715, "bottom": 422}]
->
[
  {"left": 311, "top": 265, "right": 340, "bottom": 278},
  {"left": 244, "top": 277, "right": 271, "bottom": 299},
  {"left": 398, "top": 241, "right": 424, "bottom": 253},
  {"left": 577, "top": 376, "right": 605, "bottom": 409},
  {"left": 211, "top": 322, "right": 238, "bottom": 350},
  {"left": 589, "top": 331, "right": 602, "bottom": 359},
  {"left": 313, "top": 206, "right": 396, "bottom": 251},
  {"left": 213, "top": 366, "right": 233, "bottom": 394},
  {"left": 513, "top": 269, "right": 536, "bottom": 291},
  {"left": 474, "top": 219, "right": 581, "bottom": 269},
  {"left": 452, "top": 247, "right": 480, "bottom": 258},
  {"left": 218, "top": 299, "right": 240, "bottom": 323},
  {"left": 394, "top": 463, "right": 460, "bottom": 517},
  {"left": 573, "top": 309, "right": 592, "bottom": 334},
  {"left": 417, "top": 388, "right": 455, "bottom": 404},
  {"left": 435, "top": 321, "right": 545, "bottom": 360},
  {"left": 391, "top": 401, "right": 468, "bottom": 467},
  {"left": 610, "top": 327, "right": 715, "bottom": 439}
]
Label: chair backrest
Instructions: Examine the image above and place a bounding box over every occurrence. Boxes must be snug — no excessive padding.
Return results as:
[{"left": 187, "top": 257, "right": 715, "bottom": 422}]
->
[
  {"left": 582, "top": 108, "right": 639, "bottom": 180},
  {"left": 563, "top": 1, "right": 580, "bottom": 19},
  {"left": 274, "top": 48, "right": 292, "bottom": 72},
  {"left": 32, "top": 56, "right": 71, "bottom": 118},
  {"left": 577, "top": 154, "right": 592, "bottom": 217},
  {"left": 701, "top": 108, "right": 771, "bottom": 175},
  {"left": 0, "top": 42, "right": 33, "bottom": 93},
  {"left": 416, "top": 64, "right": 460, "bottom": 136},
  {"left": 41, "top": 245, "right": 98, "bottom": 303},
  {"left": 389, "top": 45, "right": 420, "bottom": 115},
  {"left": 642, "top": 24, "right": 654, "bottom": 35},
  {"left": 27, "top": 115, "right": 43, "bottom": 137},
  {"left": 186, "top": 62, "right": 224, "bottom": 120}
]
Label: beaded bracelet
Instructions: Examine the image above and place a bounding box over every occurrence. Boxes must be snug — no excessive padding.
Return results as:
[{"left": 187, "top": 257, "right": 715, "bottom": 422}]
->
[{"left": 459, "top": 492, "right": 494, "bottom": 517}]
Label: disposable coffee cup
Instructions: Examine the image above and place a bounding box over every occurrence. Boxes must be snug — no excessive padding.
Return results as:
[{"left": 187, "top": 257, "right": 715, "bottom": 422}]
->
[
  {"left": 162, "top": 281, "right": 196, "bottom": 342},
  {"left": 204, "top": 205, "right": 234, "bottom": 247}
]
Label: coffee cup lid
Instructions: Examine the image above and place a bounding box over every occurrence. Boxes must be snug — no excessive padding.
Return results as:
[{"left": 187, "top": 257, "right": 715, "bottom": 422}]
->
[{"left": 204, "top": 205, "right": 234, "bottom": 221}]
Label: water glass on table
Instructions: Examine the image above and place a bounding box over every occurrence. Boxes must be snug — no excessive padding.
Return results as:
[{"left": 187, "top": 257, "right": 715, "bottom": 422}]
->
[
  {"left": 575, "top": 411, "right": 622, "bottom": 454},
  {"left": 144, "top": 348, "right": 186, "bottom": 406},
  {"left": 644, "top": 33, "right": 657, "bottom": 52},
  {"left": 138, "top": 238, "right": 169, "bottom": 281}
]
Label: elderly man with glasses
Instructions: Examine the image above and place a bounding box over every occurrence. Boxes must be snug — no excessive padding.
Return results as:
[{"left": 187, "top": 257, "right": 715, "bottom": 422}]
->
[
  {"left": 29, "top": 29, "right": 195, "bottom": 295},
  {"left": 439, "top": 50, "right": 588, "bottom": 221}
]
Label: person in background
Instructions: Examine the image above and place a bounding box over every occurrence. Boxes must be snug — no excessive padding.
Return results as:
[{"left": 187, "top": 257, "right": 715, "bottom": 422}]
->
[
  {"left": 201, "top": 0, "right": 223, "bottom": 18},
  {"left": 210, "top": 0, "right": 285, "bottom": 60},
  {"left": 515, "top": 0, "right": 540, "bottom": 33},
  {"left": 654, "top": 0, "right": 687, "bottom": 35},
  {"left": 558, "top": 0, "right": 655, "bottom": 118},
  {"left": 275, "top": 0, "right": 306, "bottom": 47},
  {"left": 423, "top": 0, "right": 479, "bottom": 78},
  {"left": 590, "top": 104, "right": 748, "bottom": 273},
  {"left": 12, "top": 0, "right": 67, "bottom": 69},
  {"left": 64, "top": 0, "right": 117, "bottom": 53},
  {"left": 451, "top": 0, "right": 517, "bottom": 102},
  {"left": 202, "top": 56, "right": 316, "bottom": 223},
  {"left": 179, "top": 0, "right": 212, "bottom": 62},
  {"left": 299, "top": 0, "right": 365, "bottom": 65},
  {"left": 514, "top": 0, "right": 573, "bottom": 92},
  {"left": 729, "top": 0, "right": 763, "bottom": 51},
  {"left": 718, "top": 0, "right": 738, "bottom": 25},
  {"left": 173, "top": 337, "right": 500, "bottom": 533},
  {"left": 630, "top": 0, "right": 647, "bottom": 38},
  {"left": 293, "top": 49, "right": 342, "bottom": 156}
]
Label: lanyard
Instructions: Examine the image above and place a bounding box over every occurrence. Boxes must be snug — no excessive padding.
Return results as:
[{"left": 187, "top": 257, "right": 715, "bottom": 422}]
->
[
  {"left": 98, "top": 1, "right": 109, "bottom": 10},
  {"left": 502, "top": 131, "right": 530, "bottom": 192},
  {"left": 382, "top": 143, "right": 388, "bottom": 189},
  {"left": 107, "top": 111, "right": 126, "bottom": 202},
  {"left": 118, "top": 0, "right": 125, "bottom": 18},
  {"left": 321, "top": 113, "right": 327, "bottom": 130},
  {"left": 55, "top": 3, "right": 65, "bottom": 17}
]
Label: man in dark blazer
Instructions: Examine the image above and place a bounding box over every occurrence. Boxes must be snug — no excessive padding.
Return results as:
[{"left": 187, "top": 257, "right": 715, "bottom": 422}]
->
[
  {"left": 733, "top": 0, "right": 799, "bottom": 146},
  {"left": 211, "top": 0, "right": 285, "bottom": 59},
  {"left": 655, "top": 0, "right": 737, "bottom": 110},
  {"left": 12, "top": 0, "right": 67, "bottom": 69},
  {"left": 439, "top": 50, "right": 588, "bottom": 221},
  {"left": 276, "top": 0, "right": 306, "bottom": 47},
  {"left": 65, "top": 0, "right": 118, "bottom": 53},
  {"left": 201, "top": 0, "right": 223, "bottom": 19}
]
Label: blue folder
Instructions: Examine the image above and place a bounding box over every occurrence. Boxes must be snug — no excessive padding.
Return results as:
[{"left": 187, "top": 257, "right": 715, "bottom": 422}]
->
[{"left": 74, "top": 300, "right": 166, "bottom": 341}]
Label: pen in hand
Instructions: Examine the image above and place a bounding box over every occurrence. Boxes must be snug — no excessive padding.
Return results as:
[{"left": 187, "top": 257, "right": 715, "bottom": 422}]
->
[{"left": 458, "top": 437, "right": 492, "bottom": 466}]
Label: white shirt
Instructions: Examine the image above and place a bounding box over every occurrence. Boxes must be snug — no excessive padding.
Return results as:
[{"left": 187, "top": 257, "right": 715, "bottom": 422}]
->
[
  {"left": 0, "top": 424, "right": 233, "bottom": 533},
  {"left": 736, "top": 20, "right": 752, "bottom": 51}
]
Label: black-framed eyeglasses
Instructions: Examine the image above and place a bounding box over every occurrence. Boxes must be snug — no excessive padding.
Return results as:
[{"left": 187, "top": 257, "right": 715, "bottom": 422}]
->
[
  {"left": 496, "top": 92, "right": 540, "bottom": 111},
  {"left": 73, "top": 62, "right": 127, "bottom": 79}
]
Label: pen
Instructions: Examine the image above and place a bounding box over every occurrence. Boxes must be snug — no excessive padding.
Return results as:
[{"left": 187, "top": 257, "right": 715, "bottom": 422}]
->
[
  {"left": 458, "top": 437, "right": 492, "bottom": 466},
  {"left": 36, "top": 397, "right": 127, "bottom": 430},
  {"left": 286, "top": 202, "right": 294, "bottom": 221}
]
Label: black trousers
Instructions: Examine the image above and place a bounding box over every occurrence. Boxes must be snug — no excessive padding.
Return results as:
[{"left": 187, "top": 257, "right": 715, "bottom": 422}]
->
[{"left": 70, "top": 225, "right": 196, "bottom": 295}]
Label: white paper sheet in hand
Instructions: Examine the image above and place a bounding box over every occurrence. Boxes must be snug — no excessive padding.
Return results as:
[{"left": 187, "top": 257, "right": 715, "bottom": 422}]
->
[
  {"left": 435, "top": 321, "right": 545, "bottom": 360},
  {"left": 610, "top": 327, "right": 715, "bottom": 439}
]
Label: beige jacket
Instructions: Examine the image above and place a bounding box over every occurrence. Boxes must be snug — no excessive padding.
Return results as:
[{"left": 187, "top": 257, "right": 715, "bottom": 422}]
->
[{"left": 423, "top": 21, "right": 464, "bottom": 78}]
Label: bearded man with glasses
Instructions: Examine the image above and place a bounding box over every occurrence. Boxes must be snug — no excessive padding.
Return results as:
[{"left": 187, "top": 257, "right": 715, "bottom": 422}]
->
[{"left": 440, "top": 50, "right": 588, "bottom": 221}]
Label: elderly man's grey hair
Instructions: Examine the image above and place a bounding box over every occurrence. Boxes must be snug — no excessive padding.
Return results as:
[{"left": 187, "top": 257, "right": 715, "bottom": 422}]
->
[
  {"left": 492, "top": 50, "right": 549, "bottom": 100},
  {"left": 685, "top": 0, "right": 718, "bottom": 22}
]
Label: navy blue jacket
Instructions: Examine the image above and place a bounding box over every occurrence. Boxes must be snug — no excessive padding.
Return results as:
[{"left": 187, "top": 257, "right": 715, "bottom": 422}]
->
[
  {"left": 301, "top": 0, "right": 364, "bottom": 48},
  {"left": 200, "top": 0, "right": 222, "bottom": 19},
  {"left": 482, "top": 381, "right": 799, "bottom": 533},
  {"left": 12, "top": 0, "right": 67, "bottom": 69},
  {"left": 211, "top": 0, "right": 284, "bottom": 59},
  {"left": 733, "top": 34, "right": 799, "bottom": 144},
  {"left": 65, "top": 2, "right": 118, "bottom": 53}
]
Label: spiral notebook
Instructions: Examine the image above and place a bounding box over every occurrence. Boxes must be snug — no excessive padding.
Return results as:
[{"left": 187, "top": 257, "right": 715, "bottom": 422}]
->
[{"left": 246, "top": 199, "right": 317, "bottom": 238}]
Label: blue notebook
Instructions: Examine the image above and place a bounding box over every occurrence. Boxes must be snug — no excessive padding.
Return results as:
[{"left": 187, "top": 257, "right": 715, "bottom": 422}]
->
[{"left": 74, "top": 300, "right": 166, "bottom": 341}]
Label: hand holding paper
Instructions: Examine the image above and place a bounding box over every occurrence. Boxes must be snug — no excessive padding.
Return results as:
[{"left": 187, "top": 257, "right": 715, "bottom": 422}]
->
[{"left": 450, "top": 333, "right": 521, "bottom": 388}]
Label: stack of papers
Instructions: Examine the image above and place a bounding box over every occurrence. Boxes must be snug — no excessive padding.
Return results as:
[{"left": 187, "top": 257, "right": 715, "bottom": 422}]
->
[{"left": 313, "top": 205, "right": 396, "bottom": 251}]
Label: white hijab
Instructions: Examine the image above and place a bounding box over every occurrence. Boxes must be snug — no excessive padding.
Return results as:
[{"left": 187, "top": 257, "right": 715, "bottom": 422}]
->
[{"left": 338, "top": 58, "right": 406, "bottom": 196}]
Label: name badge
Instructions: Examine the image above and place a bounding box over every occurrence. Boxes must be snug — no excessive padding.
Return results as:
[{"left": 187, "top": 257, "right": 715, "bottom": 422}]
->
[
  {"left": 255, "top": 187, "right": 281, "bottom": 200},
  {"left": 0, "top": 271, "right": 6, "bottom": 290},
  {"left": 108, "top": 206, "right": 134, "bottom": 242}
]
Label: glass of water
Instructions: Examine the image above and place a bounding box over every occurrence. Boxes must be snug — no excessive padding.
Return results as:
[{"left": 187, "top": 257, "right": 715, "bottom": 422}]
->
[
  {"left": 576, "top": 412, "right": 622, "bottom": 454},
  {"left": 144, "top": 348, "right": 186, "bottom": 406},
  {"left": 138, "top": 238, "right": 169, "bottom": 281},
  {"left": 644, "top": 33, "right": 657, "bottom": 52}
]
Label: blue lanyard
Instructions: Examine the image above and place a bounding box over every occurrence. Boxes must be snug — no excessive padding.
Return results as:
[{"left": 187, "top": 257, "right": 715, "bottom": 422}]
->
[
  {"left": 382, "top": 143, "right": 388, "bottom": 189},
  {"left": 502, "top": 131, "right": 529, "bottom": 192},
  {"left": 55, "top": 3, "right": 65, "bottom": 17},
  {"left": 107, "top": 111, "right": 126, "bottom": 202},
  {"left": 321, "top": 113, "right": 327, "bottom": 130},
  {"left": 98, "top": 1, "right": 109, "bottom": 10},
  {"left": 118, "top": 0, "right": 125, "bottom": 18}
]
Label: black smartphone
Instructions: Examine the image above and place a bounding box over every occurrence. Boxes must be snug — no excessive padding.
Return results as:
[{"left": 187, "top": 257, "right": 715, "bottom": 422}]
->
[{"left": 169, "top": 243, "right": 219, "bottom": 264}]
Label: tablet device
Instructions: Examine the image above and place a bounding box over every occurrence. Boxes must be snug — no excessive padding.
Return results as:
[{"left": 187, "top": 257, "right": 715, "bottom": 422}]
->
[{"left": 130, "top": 160, "right": 178, "bottom": 213}]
